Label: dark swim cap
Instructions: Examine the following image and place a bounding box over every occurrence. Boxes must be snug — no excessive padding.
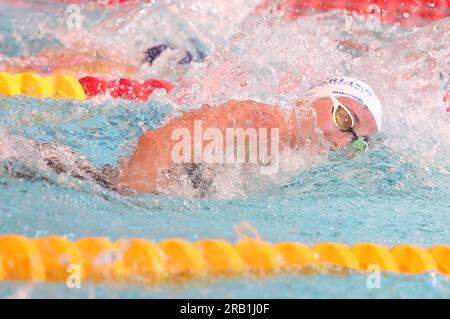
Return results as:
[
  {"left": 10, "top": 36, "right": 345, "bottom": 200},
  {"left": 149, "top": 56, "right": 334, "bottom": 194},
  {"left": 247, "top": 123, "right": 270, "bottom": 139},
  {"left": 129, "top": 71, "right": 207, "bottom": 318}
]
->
[{"left": 144, "top": 44, "right": 193, "bottom": 66}]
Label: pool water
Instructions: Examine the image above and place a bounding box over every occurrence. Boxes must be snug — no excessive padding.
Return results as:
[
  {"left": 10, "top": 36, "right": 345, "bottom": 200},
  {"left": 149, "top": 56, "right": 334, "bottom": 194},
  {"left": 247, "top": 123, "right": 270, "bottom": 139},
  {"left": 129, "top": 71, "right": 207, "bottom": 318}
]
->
[{"left": 0, "top": 1, "right": 449, "bottom": 298}]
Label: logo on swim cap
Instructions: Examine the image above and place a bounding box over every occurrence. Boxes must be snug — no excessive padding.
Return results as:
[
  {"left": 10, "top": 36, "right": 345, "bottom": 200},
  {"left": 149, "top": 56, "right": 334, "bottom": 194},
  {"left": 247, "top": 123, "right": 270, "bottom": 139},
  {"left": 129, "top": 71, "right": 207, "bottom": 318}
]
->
[{"left": 305, "top": 77, "right": 383, "bottom": 130}]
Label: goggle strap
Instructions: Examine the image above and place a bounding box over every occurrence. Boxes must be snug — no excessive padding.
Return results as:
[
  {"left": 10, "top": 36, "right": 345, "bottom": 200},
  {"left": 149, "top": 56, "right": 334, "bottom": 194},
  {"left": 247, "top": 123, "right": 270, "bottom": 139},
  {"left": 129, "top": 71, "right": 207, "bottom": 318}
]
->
[{"left": 330, "top": 95, "right": 355, "bottom": 131}]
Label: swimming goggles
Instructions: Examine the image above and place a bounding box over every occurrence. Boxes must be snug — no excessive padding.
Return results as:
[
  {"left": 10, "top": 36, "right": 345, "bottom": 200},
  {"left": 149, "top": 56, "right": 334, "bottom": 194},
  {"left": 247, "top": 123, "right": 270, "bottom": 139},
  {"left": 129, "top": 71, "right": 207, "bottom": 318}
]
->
[{"left": 330, "top": 95, "right": 369, "bottom": 151}]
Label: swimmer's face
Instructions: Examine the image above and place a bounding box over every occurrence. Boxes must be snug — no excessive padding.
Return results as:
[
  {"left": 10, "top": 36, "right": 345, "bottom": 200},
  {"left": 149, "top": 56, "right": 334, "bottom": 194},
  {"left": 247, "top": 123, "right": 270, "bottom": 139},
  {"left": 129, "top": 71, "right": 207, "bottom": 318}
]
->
[{"left": 297, "top": 97, "right": 378, "bottom": 150}]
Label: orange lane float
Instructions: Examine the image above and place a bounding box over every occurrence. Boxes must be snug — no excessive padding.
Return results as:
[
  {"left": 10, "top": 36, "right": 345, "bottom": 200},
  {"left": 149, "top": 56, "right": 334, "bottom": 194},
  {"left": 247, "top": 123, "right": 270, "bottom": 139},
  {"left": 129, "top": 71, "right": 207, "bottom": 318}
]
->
[
  {"left": 75, "top": 237, "right": 125, "bottom": 283},
  {"left": 0, "top": 72, "right": 173, "bottom": 102},
  {"left": 428, "top": 245, "right": 450, "bottom": 275},
  {"left": 0, "top": 72, "right": 85, "bottom": 100},
  {"left": 32, "top": 236, "right": 84, "bottom": 282},
  {"left": 0, "top": 235, "right": 46, "bottom": 281},
  {"left": 195, "top": 239, "right": 245, "bottom": 276},
  {"left": 0, "top": 235, "right": 448, "bottom": 285},
  {"left": 117, "top": 238, "right": 166, "bottom": 284}
]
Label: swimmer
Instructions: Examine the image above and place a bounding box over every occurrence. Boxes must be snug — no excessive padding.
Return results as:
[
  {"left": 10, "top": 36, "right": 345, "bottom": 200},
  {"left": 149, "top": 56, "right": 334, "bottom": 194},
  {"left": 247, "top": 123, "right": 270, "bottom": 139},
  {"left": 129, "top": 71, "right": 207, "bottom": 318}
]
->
[{"left": 0, "top": 77, "right": 382, "bottom": 196}]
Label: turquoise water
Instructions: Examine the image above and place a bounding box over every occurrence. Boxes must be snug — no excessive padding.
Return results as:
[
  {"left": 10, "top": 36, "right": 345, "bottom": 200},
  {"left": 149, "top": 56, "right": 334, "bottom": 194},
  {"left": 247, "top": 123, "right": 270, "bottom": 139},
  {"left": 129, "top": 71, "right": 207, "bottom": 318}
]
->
[{"left": 0, "top": 1, "right": 450, "bottom": 298}]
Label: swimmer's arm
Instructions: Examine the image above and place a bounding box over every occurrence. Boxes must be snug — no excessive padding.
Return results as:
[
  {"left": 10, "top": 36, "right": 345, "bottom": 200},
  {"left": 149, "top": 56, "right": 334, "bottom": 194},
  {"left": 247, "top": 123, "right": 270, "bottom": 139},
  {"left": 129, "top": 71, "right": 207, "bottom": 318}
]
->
[{"left": 117, "top": 130, "right": 162, "bottom": 193}]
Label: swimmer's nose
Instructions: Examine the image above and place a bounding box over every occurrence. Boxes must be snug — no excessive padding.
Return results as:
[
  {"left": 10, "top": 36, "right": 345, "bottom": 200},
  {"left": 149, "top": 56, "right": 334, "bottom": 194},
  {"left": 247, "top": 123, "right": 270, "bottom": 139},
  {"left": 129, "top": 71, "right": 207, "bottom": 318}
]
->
[{"left": 144, "top": 44, "right": 193, "bottom": 66}]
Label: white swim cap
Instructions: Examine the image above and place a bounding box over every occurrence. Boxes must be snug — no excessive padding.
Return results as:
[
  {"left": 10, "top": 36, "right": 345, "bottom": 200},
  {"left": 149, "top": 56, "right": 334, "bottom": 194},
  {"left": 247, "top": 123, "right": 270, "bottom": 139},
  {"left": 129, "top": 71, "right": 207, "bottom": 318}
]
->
[{"left": 304, "top": 77, "right": 383, "bottom": 130}]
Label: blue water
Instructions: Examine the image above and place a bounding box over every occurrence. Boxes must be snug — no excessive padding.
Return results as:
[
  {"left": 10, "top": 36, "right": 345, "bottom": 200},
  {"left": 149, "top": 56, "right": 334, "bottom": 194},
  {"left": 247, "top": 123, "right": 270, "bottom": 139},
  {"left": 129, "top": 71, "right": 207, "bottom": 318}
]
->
[{"left": 0, "top": 1, "right": 449, "bottom": 298}]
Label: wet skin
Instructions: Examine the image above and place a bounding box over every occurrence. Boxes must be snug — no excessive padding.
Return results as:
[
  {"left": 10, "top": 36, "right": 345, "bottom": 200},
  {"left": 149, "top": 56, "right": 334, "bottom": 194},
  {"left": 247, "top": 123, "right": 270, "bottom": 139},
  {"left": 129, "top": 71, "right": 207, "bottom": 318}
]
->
[{"left": 116, "top": 97, "right": 378, "bottom": 193}]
